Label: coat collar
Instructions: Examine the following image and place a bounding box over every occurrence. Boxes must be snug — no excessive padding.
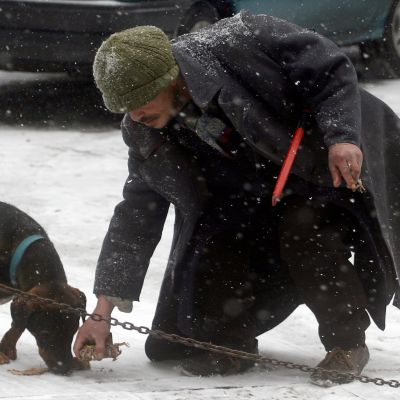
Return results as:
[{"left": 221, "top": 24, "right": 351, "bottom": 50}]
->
[
  {"left": 172, "top": 40, "right": 223, "bottom": 109},
  {"left": 121, "top": 115, "right": 167, "bottom": 160}
]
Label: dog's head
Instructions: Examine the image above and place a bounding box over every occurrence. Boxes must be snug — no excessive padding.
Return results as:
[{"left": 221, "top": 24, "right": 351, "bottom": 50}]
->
[{"left": 11, "top": 283, "right": 89, "bottom": 374}]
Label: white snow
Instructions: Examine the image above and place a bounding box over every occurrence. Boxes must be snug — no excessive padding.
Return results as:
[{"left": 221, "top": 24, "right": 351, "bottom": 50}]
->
[{"left": 1, "top": 71, "right": 400, "bottom": 399}]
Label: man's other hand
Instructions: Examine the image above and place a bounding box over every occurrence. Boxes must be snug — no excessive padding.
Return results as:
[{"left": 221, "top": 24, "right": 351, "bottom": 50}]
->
[{"left": 328, "top": 143, "right": 363, "bottom": 190}]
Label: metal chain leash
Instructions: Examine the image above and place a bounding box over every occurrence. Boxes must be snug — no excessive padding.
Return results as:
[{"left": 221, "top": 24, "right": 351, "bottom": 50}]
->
[{"left": 1, "top": 282, "right": 399, "bottom": 388}]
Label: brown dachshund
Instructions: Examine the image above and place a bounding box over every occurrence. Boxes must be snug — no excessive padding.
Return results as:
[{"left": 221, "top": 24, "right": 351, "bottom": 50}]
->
[{"left": 0, "top": 201, "right": 88, "bottom": 374}]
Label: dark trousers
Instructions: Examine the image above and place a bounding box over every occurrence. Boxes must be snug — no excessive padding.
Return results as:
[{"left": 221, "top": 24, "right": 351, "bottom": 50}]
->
[
  {"left": 145, "top": 195, "right": 370, "bottom": 360},
  {"left": 145, "top": 194, "right": 299, "bottom": 361},
  {"left": 278, "top": 196, "right": 370, "bottom": 351}
]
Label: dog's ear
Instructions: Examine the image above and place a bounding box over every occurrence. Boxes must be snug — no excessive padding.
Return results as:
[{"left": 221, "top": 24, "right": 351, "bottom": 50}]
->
[
  {"left": 63, "top": 285, "right": 86, "bottom": 309},
  {"left": 10, "top": 284, "right": 66, "bottom": 328},
  {"left": 10, "top": 290, "right": 43, "bottom": 329}
]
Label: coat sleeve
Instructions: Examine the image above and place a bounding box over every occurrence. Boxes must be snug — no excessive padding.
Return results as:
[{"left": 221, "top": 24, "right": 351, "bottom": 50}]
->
[
  {"left": 94, "top": 116, "right": 209, "bottom": 304},
  {"left": 241, "top": 11, "right": 362, "bottom": 148},
  {"left": 93, "top": 141, "right": 170, "bottom": 303}
]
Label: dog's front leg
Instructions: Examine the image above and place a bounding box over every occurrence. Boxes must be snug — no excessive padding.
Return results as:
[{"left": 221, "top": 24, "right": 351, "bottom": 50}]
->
[{"left": 0, "top": 323, "right": 25, "bottom": 363}]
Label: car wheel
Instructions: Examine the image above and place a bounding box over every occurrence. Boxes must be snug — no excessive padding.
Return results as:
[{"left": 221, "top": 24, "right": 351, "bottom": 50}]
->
[
  {"left": 360, "top": 0, "right": 400, "bottom": 78},
  {"left": 177, "top": 2, "right": 220, "bottom": 36},
  {"left": 382, "top": 0, "right": 400, "bottom": 76}
]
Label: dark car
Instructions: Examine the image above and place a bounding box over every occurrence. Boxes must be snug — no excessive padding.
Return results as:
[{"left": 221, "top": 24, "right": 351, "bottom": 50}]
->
[
  {"left": 0, "top": 0, "right": 399, "bottom": 77},
  {"left": 0, "top": 0, "right": 231, "bottom": 74}
]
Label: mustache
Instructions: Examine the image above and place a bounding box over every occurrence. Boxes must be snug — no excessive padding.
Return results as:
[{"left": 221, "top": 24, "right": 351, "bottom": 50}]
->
[{"left": 139, "top": 115, "right": 160, "bottom": 124}]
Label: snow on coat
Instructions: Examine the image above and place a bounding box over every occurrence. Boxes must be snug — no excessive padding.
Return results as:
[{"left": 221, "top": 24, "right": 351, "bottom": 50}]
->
[{"left": 94, "top": 11, "right": 400, "bottom": 331}]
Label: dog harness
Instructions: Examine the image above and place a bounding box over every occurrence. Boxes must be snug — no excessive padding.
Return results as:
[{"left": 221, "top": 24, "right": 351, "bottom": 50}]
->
[{"left": 9, "top": 234, "right": 45, "bottom": 287}]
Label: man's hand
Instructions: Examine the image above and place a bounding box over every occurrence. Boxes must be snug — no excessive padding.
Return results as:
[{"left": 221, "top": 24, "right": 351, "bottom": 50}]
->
[
  {"left": 328, "top": 143, "right": 363, "bottom": 190},
  {"left": 73, "top": 295, "right": 114, "bottom": 361}
]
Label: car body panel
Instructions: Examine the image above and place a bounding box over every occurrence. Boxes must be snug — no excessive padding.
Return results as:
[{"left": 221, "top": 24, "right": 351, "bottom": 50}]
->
[{"left": 233, "top": 0, "right": 393, "bottom": 44}]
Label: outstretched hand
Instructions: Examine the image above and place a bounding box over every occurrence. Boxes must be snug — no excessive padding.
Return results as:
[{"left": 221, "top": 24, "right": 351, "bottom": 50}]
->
[
  {"left": 328, "top": 143, "right": 363, "bottom": 190},
  {"left": 73, "top": 318, "right": 111, "bottom": 361},
  {"left": 73, "top": 295, "right": 114, "bottom": 361}
]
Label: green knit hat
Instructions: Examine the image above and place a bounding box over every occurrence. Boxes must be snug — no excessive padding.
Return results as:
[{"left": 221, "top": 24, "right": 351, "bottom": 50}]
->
[{"left": 93, "top": 25, "right": 179, "bottom": 113}]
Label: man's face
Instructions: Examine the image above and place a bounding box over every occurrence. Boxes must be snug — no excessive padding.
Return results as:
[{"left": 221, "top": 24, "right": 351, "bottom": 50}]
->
[{"left": 129, "top": 83, "right": 179, "bottom": 129}]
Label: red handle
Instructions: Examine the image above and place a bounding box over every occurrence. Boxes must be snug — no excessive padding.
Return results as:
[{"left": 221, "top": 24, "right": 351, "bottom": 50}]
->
[{"left": 272, "top": 126, "right": 305, "bottom": 206}]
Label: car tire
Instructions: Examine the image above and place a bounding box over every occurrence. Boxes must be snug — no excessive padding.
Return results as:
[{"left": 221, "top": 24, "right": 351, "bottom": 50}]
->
[
  {"left": 360, "top": 0, "right": 400, "bottom": 78},
  {"left": 176, "top": 2, "right": 220, "bottom": 36},
  {"left": 381, "top": 0, "right": 400, "bottom": 76}
]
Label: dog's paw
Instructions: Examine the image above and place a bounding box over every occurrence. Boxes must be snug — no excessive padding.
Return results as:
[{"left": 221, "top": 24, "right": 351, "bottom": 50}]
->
[
  {"left": 0, "top": 352, "right": 11, "bottom": 364},
  {"left": 0, "top": 346, "right": 17, "bottom": 361}
]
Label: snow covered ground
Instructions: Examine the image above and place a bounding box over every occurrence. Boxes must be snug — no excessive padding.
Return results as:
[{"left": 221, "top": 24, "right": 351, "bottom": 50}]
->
[{"left": 1, "top": 71, "right": 400, "bottom": 399}]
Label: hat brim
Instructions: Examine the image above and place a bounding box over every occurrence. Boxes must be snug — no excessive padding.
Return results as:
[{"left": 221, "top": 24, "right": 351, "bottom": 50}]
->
[{"left": 103, "top": 65, "right": 180, "bottom": 114}]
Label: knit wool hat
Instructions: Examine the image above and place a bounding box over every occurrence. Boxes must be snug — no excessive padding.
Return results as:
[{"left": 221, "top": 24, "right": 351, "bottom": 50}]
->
[{"left": 93, "top": 25, "right": 179, "bottom": 113}]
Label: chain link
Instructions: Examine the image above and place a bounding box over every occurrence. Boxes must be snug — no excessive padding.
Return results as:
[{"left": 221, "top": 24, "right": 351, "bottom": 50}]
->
[{"left": 1, "top": 282, "right": 399, "bottom": 388}]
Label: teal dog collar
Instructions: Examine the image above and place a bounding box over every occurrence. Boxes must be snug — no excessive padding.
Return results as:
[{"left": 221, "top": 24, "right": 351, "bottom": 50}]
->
[{"left": 9, "top": 234, "right": 45, "bottom": 287}]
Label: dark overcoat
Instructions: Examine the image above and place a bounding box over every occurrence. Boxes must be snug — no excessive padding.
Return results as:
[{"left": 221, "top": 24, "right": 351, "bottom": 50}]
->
[{"left": 94, "top": 11, "right": 400, "bottom": 333}]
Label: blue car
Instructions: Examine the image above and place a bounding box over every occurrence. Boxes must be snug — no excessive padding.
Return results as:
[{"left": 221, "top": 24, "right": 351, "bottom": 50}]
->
[
  {"left": 0, "top": 0, "right": 399, "bottom": 77},
  {"left": 234, "top": 0, "right": 400, "bottom": 77}
]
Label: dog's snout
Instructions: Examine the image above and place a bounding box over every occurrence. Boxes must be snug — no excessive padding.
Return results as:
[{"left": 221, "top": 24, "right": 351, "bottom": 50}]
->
[
  {"left": 38, "top": 345, "right": 74, "bottom": 375},
  {"left": 48, "top": 360, "right": 73, "bottom": 375}
]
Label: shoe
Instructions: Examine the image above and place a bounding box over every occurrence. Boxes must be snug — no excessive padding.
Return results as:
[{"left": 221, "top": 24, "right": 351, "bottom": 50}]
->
[
  {"left": 180, "top": 340, "right": 258, "bottom": 376},
  {"left": 310, "top": 345, "right": 370, "bottom": 387}
]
